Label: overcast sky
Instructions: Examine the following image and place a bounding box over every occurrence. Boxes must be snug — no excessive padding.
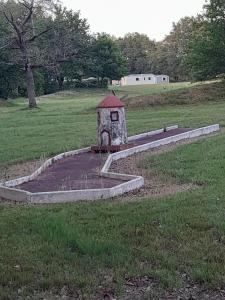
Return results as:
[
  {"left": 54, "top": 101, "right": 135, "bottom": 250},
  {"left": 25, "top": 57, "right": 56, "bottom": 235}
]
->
[{"left": 62, "top": 0, "right": 206, "bottom": 41}]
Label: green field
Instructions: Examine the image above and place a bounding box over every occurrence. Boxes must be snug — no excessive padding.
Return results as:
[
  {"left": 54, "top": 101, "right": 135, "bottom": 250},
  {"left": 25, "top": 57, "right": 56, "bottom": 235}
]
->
[
  {"left": 0, "top": 81, "right": 224, "bottom": 167},
  {"left": 1, "top": 81, "right": 225, "bottom": 299},
  {"left": 111, "top": 81, "right": 196, "bottom": 97}
]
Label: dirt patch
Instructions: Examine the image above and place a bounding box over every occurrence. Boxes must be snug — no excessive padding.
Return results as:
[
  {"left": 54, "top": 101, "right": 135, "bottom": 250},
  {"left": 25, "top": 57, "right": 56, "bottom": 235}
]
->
[
  {"left": 0, "top": 99, "right": 11, "bottom": 107},
  {"left": 118, "top": 276, "right": 225, "bottom": 300},
  {"left": 11, "top": 276, "right": 225, "bottom": 299},
  {"left": 111, "top": 155, "right": 195, "bottom": 201},
  {"left": 0, "top": 158, "right": 45, "bottom": 183}
]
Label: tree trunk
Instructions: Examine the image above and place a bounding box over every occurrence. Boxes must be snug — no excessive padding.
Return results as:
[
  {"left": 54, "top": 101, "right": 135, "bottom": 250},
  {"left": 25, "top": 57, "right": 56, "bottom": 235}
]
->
[
  {"left": 97, "top": 76, "right": 100, "bottom": 88},
  {"left": 57, "top": 75, "right": 64, "bottom": 90},
  {"left": 25, "top": 63, "right": 37, "bottom": 108},
  {"left": 100, "top": 77, "right": 104, "bottom": 87}
]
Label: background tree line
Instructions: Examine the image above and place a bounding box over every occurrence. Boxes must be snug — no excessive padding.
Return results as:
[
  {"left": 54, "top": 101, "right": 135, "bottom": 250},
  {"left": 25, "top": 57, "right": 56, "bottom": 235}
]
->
[{"left": 0, "top": 0, "right": 224, "bottom": 107}]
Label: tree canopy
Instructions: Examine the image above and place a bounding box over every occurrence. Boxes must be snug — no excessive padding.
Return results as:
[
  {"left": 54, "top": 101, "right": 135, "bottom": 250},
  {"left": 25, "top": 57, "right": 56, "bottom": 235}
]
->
[
  {"left": 0, "top": 0, "right": 224, "bottom": 106},
  {"left": 118, "top": 33, "right": 156, "bottom": 74},
  {"left": 90, "top": 34, "right": 127, "bottom": 86},
  {"left": 187, "top": 0, "right": 225, "bottom": 80}
]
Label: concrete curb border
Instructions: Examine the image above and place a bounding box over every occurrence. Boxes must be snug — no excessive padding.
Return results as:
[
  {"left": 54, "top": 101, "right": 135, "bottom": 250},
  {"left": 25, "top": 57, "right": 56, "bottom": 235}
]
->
[
  {"left": 4, "top": 125, "right": 178, "bottom": 188},
  {"left": 103, "top": 124, "right": 220, "bottom": 171},
  {"left": 127, "top": 125, "right": 178, "bottom": 142},
  {"left": 0, "top": 124, "right": 220, "bottom": 204}
]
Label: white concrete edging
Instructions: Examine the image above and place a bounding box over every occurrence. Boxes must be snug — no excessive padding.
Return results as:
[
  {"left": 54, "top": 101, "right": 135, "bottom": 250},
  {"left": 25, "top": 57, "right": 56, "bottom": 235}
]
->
[
  {"left": 0, "top": 124, "right": 220, "bottom": 204},
  {"left": 128, "top": 125, "right": 178, "bottom": 142},
  {"left": 0, "top": 185, "right": 31, "bottom": 202},
  {"left": 4, "top": 125, "right": 177, "bottom": 188},
  {"left": 101, "top": 124, "right": 220, "bottom": 173},
  {"left": 28, "top": 176, "right": 144, "bottom": 204}
]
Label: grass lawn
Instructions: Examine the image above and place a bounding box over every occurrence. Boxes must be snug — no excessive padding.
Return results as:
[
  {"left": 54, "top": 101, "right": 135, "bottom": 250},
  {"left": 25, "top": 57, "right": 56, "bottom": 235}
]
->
[
  {"left": 0, "top": 81, "right": 224, "bottom": 167},
  {"left": 1, "top": 81, "right": 225, "bottom": 298},
  {"left": 111, "top": 81, "right": 198, "bottom": 97}
]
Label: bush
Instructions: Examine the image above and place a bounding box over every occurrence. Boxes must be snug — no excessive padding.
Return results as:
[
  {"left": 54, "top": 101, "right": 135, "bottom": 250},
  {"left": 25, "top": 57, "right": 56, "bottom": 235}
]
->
[{"left": 63, "top": 77, "right": 108, "bottom": 89}]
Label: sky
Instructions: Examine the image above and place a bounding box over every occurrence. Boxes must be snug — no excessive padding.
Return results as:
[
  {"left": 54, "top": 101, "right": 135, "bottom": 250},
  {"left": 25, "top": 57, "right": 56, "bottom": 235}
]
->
[{"left": 62, "top": 0, "right": 206, "bottom": 41}]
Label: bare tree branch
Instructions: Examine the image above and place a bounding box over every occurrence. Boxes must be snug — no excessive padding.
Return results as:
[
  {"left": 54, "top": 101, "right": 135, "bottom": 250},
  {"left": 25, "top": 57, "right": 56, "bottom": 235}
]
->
[
  {"left": 22, "top": 0, "right": 34, "bottom": 27},
  {"left": 0, "top": 42, "right": 12, "bottom": 50},
  {"left": 26, "top": 27, "right": 52, "bottom": 43},
  {"left": 3, "top": 11, "right": 21, "bottom": 36},
  {"left": 0, "top": 61, "right": 18, "bottom": 66}
]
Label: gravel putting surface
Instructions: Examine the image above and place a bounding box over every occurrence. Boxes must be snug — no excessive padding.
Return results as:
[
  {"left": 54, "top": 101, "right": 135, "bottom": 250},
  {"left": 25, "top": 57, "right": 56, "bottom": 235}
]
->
[{"left": 18, "top": 128, "right": 191, "bottom": 193}]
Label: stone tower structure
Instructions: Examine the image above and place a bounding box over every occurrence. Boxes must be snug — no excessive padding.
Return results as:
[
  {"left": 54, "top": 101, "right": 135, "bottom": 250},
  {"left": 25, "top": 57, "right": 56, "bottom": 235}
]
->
[{"left": 96, "top": 95, "right": 127, "bottom": 149}]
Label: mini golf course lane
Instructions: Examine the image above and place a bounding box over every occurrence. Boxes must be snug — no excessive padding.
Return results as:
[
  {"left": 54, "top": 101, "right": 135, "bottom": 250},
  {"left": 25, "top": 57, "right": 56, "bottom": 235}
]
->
[{"left": 18, "top": 128, "right": 191, "bottom": 193}]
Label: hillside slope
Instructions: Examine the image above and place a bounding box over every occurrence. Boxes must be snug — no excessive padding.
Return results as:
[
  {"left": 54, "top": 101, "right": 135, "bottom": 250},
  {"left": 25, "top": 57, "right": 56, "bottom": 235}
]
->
[{"left": 124, "top": 81, "right": 225, "bottom": 107}]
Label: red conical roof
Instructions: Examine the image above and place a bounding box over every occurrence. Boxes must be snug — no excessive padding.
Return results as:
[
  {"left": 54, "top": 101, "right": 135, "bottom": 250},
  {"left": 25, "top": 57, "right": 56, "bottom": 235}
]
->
[{"left": 97, "top": 95, "right": 125, "bottom": 108}]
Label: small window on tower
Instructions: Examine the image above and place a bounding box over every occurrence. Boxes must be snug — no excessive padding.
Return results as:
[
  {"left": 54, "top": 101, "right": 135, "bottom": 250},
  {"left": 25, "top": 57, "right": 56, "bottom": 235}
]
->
[
  {"left": 110, "top": 111, "right": 119, "bottom": 122},
  {"left": 148, "top": 77, "right": 151, "bottom": 80},
  {"left": 136, "top": 78, "right": 140, "bottom": 81}
]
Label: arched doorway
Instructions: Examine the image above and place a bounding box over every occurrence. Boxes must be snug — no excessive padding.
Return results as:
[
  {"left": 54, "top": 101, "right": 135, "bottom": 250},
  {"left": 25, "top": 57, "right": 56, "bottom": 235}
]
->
[{"left": 101, "top": 130, "right": 111, "bottom": 146}]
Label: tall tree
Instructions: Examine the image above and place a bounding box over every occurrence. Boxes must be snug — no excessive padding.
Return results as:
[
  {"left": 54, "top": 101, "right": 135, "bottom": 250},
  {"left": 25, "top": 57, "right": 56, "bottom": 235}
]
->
[
  {"left": 118, "top": 33, "right": 156, "bottom": 74},
  {"left": 187, "top": 0, "right": 225, "bottom": 80},
  {"left": 42, "top": 5, "right": 90, "bottom": 90},
  {"left": 0, "top": 0, "right": 53, "bottom": 108},
  {"left": 90, "top": 34, "right": 127, "bottom": 87},
  {"left": 152, "top": 17, "right": 200, "bottom": 81},
  {"left": 0, "top": 11, "right": 21, "bottom": 98}
]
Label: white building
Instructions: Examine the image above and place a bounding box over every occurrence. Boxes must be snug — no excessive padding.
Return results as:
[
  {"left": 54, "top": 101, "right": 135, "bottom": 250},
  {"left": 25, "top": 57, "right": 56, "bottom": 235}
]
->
[{"left": 112, "top": 74, "right": 169, "bottom": 86}]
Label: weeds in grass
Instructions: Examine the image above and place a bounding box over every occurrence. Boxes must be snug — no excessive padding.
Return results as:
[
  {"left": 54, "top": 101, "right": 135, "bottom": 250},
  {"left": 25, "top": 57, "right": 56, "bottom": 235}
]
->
[{"left": 1, "top": 82, "right": 225, "bottom": 298}]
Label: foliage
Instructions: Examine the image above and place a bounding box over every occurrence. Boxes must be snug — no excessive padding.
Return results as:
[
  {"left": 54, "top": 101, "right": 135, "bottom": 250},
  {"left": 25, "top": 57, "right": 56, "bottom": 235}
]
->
[
  {"left": 0, "top": 0, "right": 57, "bottom": 107},
  {"left": 0, "top": 0, "right": 224, "bottom": 101},
  {"left": 90, "top": 34, "right": 127, "bottom": 87},
  {"left": 0, "top": 8, "right": 23, "bottom": 98},
  {"left": 0, "top": 2, "right": 127, "bottom": 96},
  {"left": 118, "top": 32, "right": 156, "bottom": 74},
  {"left": 0, "top": 0, "right": 91, "bottom": 104},
  {"left": 152, "top": 17, "right": 201, "bottom": 81},
  {"left": 187, "top": 0, "right": 225, "bottom": 81},
  {"left": 43, "top": 5, "right": 90, "bottom": 90},
  {"left": 0, "top": 61, "right": 23, "bottom": 99}
]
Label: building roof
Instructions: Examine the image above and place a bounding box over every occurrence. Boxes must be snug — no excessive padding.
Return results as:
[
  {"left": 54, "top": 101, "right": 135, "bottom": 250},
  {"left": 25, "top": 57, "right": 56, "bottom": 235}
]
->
[
  {"left": 123, "top": 74, "right": 169, "bottom": 78},
  {"left": 127, "top": 73, "right": 155, "bottom": 77},
  {"left": 98, "top": 95, "right": 125, "bottom": 108}
]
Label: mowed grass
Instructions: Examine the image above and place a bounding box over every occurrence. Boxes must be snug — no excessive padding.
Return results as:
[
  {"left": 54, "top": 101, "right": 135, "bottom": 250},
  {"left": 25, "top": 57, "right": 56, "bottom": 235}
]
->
[
  {"left": 0, "top": 81, "right": 225, "bottom": 166},
  {"left": 111, "top": 81, "right": 198, "bottom": 97},
  {"left": 1, "top": 133, "right": 225, "bottom": 298},
  {"left": 125, "top": 80, "right": 225, "bottom": 107},
  {"left": 1, "top": 81, "right": 225, "bottom": 298}
]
